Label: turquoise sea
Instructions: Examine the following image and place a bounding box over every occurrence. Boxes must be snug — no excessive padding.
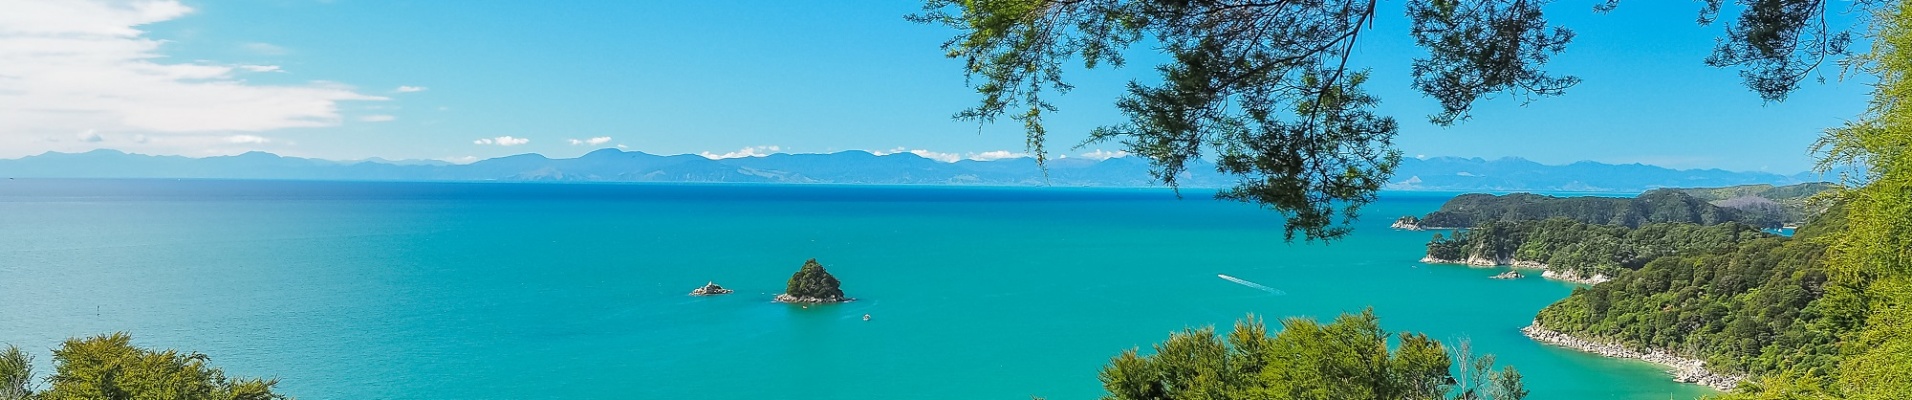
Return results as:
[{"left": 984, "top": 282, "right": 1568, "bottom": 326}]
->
[{"left": 0, "top": 180, "right": 1713, "bottom": 399}]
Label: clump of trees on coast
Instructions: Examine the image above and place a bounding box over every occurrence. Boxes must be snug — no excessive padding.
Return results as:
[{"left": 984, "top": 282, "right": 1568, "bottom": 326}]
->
[
  {"left": 2, "top": 333, "right": 284, "bottom": 400},
  {"left": 1094, "top": 310, "right": 1527, "bottom": 400}
]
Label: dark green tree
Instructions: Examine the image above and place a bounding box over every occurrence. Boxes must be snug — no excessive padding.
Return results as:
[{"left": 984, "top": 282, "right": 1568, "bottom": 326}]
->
[{"left": 911, "top": 0, "right": 1866, "bottom": 241}]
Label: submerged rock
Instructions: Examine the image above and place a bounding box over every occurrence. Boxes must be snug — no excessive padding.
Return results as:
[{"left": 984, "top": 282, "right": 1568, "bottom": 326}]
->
[{"left": 775, "top": 259, "right": 851, "bottom": 303}]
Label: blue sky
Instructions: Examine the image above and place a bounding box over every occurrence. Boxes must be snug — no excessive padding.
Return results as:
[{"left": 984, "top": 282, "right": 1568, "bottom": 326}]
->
[{"left": 0, "top": 1, "right": 1873, "bottom": 172}]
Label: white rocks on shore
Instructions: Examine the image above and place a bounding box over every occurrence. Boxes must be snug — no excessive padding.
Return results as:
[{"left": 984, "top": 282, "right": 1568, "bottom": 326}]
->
[
  {"left": 1540, "top": 270, "right": 1612, "bottom": 285},
  {"left": 1421, "top": 256, "right": 1612, "bottom": 285},
  {"left": 1522, "top": 322, "right": 1745, "bottom": 391},
  {"left": 773, "top": 293, "right": 853, "bottom": 304},
  {"left": 1418, "top": 255, "right": 1510, "bottom": 267}
]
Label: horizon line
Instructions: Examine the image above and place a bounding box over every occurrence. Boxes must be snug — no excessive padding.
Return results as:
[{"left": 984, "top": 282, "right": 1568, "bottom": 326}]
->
[{"left": 9, "top": 147, "right": 1825, "bottom": 175}]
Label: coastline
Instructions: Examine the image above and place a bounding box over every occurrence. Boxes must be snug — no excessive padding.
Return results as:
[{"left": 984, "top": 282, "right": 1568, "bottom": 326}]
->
[
  {"left": 773, "top": 294, "right": 854, "bottom": 304},
  {"left": 1419, "top": 256, "right": 1611, "bottom": 284},
  {"left": 1522, "top": 322, "right": 1744, "bottom": 391}
]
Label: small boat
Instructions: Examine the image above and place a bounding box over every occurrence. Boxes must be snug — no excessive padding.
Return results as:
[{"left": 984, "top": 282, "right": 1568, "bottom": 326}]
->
[
  {"left": 862, "top": 314, "right": 871, "bottom": 321},
  {"left": 689, "top": 281, "right": 734, "bottom": 296}
]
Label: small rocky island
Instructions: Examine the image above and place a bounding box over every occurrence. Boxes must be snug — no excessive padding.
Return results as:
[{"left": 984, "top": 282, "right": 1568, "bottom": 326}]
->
[
  {"left": 774, "top": 258, "right": 852, "bottom": 304},
  {"left": 1490, "top": 270, "right": 1522, "bottom": 280},
  {"left": 689, "top": 281, "right": 733, "bottom": 296},
  {"left": 1391, "top": 216, "right": 1424, "bottom": 230}
]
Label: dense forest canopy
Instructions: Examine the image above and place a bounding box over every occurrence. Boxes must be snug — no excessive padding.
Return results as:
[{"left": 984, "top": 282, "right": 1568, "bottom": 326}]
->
[
  {"left": 912, "top": 0, "right": 1871, "bottom": 241},
  {"left": 1676, "top": 183, "right": 1840, "bottom": 226},
  {"left": 1533, "top": 216, "right": 1839, "bottom": 379},
  {"left": 1413, "top": 190, "right": 1775, "bottom": 229},
  {"left": 1424, "top": 218, "right": 1772, "bottom": 279}
]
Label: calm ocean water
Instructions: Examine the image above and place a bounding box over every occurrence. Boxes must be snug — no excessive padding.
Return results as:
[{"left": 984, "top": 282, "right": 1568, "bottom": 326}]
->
[{"left": 0, "top": 179, "right": 1711, "bottom": 399}]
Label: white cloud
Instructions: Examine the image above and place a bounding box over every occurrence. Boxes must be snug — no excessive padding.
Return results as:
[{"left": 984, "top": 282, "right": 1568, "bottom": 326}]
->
[
  {"left": 871, "top": 147, "right": 962, "bottom": 162},
  {"left": 473, "top": 136, "right": 528, "bottom": 146},
  {"left": 226, "top": 134, "right": 270, "bottom": 144},
  {"left": 567, "top": 136, "right": 611, "bottom": 146},
  {"left": 396, "top": 85, "right": 427, "bottom": 93},
  {"left": 967, "top": 150, "right": 1028, "bottom": 161},
  {"left": 872, "top": 147, "right": 1037, "bottom": 163},
  {"left": 358, "top": 114, "right": 395, "bottom": 122},
  {"left": 1079, "top": 149, "right": 1131, "bottom": 160},
  {"left": 239, "top": 42, "right": 286, "bottom": 55},
  {"left": 910, "top": 150, "right": 960, "bottom": 162},
  {"left": 0, "top": 0, "right": 384, "bottom": 157},
  {"left": 700, "top": 145, "right": 780, "bottom": 159},
  {"left": 77, "top": 130, "right": 103, "bottom": 142},
  {"left": 237, "top": 64, "right": 281, "bottom": 73}
]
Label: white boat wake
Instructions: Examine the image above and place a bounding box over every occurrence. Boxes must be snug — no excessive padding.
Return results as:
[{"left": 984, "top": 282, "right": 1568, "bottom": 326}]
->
[{"left": 1218, "top": 274, "right": 1286, "bottom": 295}]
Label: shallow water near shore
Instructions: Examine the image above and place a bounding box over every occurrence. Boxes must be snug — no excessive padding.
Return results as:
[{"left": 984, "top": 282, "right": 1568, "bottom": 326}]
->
[{"left": 0, "top": 180, "right": 1715, "bottom": 399}]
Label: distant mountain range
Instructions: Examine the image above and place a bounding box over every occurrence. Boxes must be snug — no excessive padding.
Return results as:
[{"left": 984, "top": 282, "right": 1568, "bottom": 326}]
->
[
  {"left": 1387, "top": 156, "right": 1837, "bottom": 192},
  {"left": 0, "top": 149, "right": 1836, "bottom": 192}
]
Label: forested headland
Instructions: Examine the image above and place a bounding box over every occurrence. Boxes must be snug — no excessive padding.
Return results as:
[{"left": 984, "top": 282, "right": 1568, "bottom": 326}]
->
[
  {"left": 1533, "top": 211, "right": 1842, "bottom": 387},
  {"left": 1422, "top": 218, "right": 1774, "bottom": 283},
  {"left": 1401, "top": 183, "right": 1836, "bottom": 230}
]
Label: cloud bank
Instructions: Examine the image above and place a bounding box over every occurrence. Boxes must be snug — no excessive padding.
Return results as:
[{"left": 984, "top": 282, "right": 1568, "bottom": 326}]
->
[
  {"left": 874, "top": 147, "right": 1036, "bottom": 162},
  {"left": 0, "top": 0, "right": 383, "bottom": 156},
  {"left": 474, "top": 136, "right": 528, "bottom": 146},
  {"left": 568, "top": 136, "right": 612, "bottom": 146},
  {"left": 700, "top": 145, "right": 780, "bottom": 159},
  {"left": 1078, "top": 149, "right": 1130, "bottom": 160}
]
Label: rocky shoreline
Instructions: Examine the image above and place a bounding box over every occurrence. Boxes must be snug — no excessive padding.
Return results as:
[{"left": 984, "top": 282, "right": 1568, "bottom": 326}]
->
[
  {"left": 1522, "top": 322, "right": 1744, "bottom": 391},
  {"left": 1418, "top": 255, "right": 1511, "bottom": 267},
  {"left": 1419, "top": 256, "right": 1611, "bottom": 284},
  {"left": 1539, "top": 269, "right": 1612, "bottom": 285},
  {"left": 773, "top": 294, "right": 854, "bottom": 304}
]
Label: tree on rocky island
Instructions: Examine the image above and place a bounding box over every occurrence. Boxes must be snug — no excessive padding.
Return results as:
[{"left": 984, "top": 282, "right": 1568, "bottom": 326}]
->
[{"left": 778, "top": 259, "right": 849, "bottom": 303}]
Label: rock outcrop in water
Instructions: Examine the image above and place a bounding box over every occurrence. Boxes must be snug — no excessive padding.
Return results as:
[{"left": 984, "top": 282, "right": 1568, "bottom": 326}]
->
[
  {"left": 775, "top": 259, "right": 851, "bottom": 303},
  {"left": 1391, "top": 216, "right": 1425, "bottom": 230},
  {"left": 1522, "top": 322, "right": 1743, "bottom": 390},
  {"left": 689, "top": 281, "right": 733, "bottom": 296}
]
